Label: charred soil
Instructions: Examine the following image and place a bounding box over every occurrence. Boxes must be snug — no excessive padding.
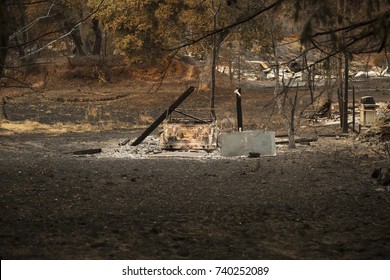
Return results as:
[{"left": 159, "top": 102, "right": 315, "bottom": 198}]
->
[{"left": 1, "top": 131, "right": 390, "bottom": 259}]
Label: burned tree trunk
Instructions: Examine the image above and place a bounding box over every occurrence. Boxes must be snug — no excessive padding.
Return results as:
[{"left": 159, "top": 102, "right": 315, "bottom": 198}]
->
[
  {"left": 64, "top": 17, "right": 86, "bottom": 56},
  {"left": 0, "top": 0, "right": 10, "bottom": 78},
  {"left": 91, "top": 18, "right": 102, "bottom": 56},
  {"left": 0, "top": 97, "right": 8, "bottom": 122},
  {"left": 70, "top": 29, "right": 86, "bottom": 56},
  {"left": 287, "top": 88, "right": 299, "bottom": 149}
]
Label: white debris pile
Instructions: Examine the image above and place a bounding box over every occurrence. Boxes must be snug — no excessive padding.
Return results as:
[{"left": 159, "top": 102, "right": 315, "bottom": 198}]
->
[
  {"left": 98, "top": 135, "right": 222, "bottom": 159},
  {"left": 99, "top": 136, "right": 162, "bottom": 158}
]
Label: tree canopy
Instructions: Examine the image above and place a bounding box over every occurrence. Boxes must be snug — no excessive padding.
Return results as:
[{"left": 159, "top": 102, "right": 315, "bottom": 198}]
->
[
  {"left": 86, "top": 0, "right": 390, "bottom": 66},
  {"left": 87, "top": 0, "right": 282, "bottom": 65},
  {"left": 1, "top": 0, "right": 389, "bottom": 78}
]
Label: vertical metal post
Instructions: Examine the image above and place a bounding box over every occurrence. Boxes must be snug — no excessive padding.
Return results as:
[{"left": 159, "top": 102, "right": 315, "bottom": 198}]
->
[{"left": 235, "top": 87, "right": 243, "bottom": 132}]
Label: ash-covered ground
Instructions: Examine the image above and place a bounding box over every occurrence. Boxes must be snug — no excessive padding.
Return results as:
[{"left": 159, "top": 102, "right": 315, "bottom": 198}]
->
[{"left": 1, "top": 130, "right": 389, "bottom": 259}]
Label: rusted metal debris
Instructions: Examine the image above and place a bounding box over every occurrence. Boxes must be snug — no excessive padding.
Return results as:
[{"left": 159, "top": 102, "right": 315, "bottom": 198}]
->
[
  {"left": 119, "top": 86, "right": 195, "bottom": 146},
  {"left": 160, "top": 120, "right": 217, "bottom": 151},
  {"left": 119, "top": 85, "right": 218, "bottom": 152}
]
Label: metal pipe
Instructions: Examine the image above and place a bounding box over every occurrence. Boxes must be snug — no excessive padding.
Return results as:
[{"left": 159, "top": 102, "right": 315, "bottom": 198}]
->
[
  {"left": 173, "top": 109, "right": 210, "bottom": 123},
  {"left": 235, "top": 87, "right": 243, "bottom": 132}
]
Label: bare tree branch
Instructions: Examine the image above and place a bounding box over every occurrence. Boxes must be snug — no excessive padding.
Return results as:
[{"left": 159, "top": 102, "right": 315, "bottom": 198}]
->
[
  {"left": 0, "top": 74, "right": 40, "bottom": 92},
  {"left": 7, "top": 0, "right": 51, "bottom": 5},
  {"left": 9, "top": 0, "right": 60, "bottom": 41},
  {"left": 311, "top": 16, "right": 381, "bottom": 39},
  {"left": 18, "top": 0, "right": 106, "bottom": 60},
  {"left": 162, "top": 0, "right": 284, "bottom": 52},
  {"left": 147, "top": 49, "right": 180, "bottom": 94}
]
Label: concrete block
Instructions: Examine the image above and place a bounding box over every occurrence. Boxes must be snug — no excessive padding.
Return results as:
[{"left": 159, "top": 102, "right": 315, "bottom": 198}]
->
[{"left": 220, "top": 131, "right": 276, "bottom": 157}]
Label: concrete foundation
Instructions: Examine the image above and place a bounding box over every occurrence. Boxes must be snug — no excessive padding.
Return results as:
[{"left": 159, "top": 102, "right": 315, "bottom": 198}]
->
[{"left": 220, "top": 131, "right": 276, "bottom": 157}]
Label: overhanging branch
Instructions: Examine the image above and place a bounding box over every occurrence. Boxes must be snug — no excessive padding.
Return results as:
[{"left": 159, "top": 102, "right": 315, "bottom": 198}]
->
[
  {"left": 162, "top": 0, "right": 284, "bottom": 52},
  {"left": 17, "top": 0, "right": 106, "bottom": 59},
  {"left": 9, "top": 0, "right": 60, "bottom": 41}
]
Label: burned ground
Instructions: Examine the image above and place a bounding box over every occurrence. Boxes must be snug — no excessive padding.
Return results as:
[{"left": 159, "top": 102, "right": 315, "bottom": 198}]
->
[{"left": 1, "top": 129, "right": 390, "bottom": 259}]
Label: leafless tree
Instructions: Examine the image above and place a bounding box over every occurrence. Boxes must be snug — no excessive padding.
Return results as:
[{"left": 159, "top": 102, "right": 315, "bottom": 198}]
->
[{"left": 0, "top": 0, "right": 105, "bottom": 122}]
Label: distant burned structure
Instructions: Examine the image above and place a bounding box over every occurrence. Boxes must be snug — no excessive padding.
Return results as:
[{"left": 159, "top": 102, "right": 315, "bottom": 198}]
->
[
  {"left": 121, "top": 86, "right": 217, "bottom": 151},
  {"left": 360, "top": 96, "right": 377, "bottom": 127},
  {"left": 160, "top": 118, "right": 217, "bottom": 151}
]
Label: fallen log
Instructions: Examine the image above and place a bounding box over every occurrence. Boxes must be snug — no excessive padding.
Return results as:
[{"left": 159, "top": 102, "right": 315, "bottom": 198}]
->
[
  {"left": 317, "top": 133, "right": 349, "bottom": 138},
  {"left": 73, "top": 148, "right": 102, "bottom": 155},
  {"left": 276, "top": 137, "right": 318, "bottom": 145}
]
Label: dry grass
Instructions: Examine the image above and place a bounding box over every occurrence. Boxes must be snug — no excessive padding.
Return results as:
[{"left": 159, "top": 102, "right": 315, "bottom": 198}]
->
[
  {"left": 0, "top": 120, "right": 130, "bottom": 135},
  {"left": 137, "top": 114, "right": 154, "bottom": 126},
  {"left": 85, "top": 105, "right": 100, "bottom": 121}
]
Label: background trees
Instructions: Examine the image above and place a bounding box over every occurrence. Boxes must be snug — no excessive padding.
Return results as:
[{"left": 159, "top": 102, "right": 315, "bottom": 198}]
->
[
  {"left": 0, "top": 1, "right": 105, "bottom": 81},
  {"left": 295, "top": 0, "right": 390, "bottom": 132},
  {"left": 2, "top": 0, "right": 388, "bottom": 79},
  {"left": 1, "top": 0, "right": 389, "bottom": 138},
  {"left": 0, "top": 0, "right": 9, "bottom": 78}
]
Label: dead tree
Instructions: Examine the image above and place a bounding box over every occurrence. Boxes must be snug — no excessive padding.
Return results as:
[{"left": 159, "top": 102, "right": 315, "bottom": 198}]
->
[
  {"left": 269, "top": 12, "right": 300, "bottom": 149},
  {"left": 0, "top": 0, "right": 10, "bottom": 78},
  {"left": 0, "top": 97, "right": 7, "bottom": 122},
  {"left": 0, "top": 0, "right": 105, "bottom": 88},
  {"left": 91, "top": 18, "right": 102, "bottom": 55},
  {"left": 271, "top": 31, "right": 328, "bottom": 148}
]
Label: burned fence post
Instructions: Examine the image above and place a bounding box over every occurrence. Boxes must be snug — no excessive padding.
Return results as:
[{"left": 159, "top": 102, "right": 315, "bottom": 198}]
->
[
  {"left": 125, "top": 86, "right": 195, "bottom": 146},
  {"left": 235, "top": 87, "right": 243, "bottom": 132},
  {"left": 352, "top": 86, "right": 356, "bottom": 132}
]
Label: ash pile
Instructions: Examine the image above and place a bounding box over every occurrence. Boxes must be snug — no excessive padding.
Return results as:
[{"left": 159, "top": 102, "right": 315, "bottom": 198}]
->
[
  {"left": 98, "top": 135, "right": 221, "bottom": 159},
  {"left": 100, "top": 136, "right": 162, "bottom": 158}
]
